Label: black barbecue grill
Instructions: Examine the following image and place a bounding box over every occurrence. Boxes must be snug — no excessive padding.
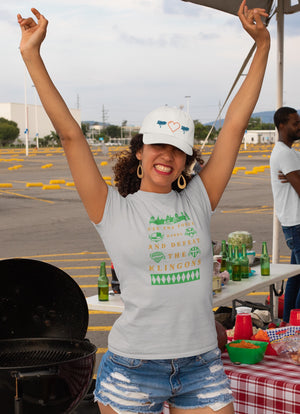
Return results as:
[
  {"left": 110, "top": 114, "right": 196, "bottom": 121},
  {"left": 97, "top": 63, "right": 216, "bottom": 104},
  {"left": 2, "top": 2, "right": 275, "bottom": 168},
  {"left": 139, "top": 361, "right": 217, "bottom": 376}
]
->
[{"left": 0, "top": 258, "right": 97, "bottom": 414}]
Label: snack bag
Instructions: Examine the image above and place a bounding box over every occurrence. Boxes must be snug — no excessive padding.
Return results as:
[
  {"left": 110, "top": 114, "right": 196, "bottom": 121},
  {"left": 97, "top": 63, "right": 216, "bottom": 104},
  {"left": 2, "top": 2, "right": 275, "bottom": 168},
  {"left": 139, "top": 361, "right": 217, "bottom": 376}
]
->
[
  {"left": 251, "top": 329, "right": 277, "bottom": 355},
  {"left": 266, "top": 326, "right": 300, "bottom": 343},
  {"left": 266, "top": 326, "right": 300, "bottom": 364}
]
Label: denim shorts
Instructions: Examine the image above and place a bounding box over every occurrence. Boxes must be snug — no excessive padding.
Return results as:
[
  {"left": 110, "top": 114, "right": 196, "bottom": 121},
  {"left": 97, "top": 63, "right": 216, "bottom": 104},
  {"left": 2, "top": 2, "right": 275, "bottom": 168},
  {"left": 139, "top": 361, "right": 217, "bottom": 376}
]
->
[{"left": 94, "top": 348, "right": 233, "bottom": 414}]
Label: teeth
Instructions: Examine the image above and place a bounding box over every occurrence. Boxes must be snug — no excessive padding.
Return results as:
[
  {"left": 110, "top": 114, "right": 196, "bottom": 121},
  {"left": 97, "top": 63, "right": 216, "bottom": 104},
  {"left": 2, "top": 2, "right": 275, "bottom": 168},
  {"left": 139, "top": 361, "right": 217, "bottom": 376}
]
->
[{"left": 155, "top": 165, "right": 171, "bottom": 173}]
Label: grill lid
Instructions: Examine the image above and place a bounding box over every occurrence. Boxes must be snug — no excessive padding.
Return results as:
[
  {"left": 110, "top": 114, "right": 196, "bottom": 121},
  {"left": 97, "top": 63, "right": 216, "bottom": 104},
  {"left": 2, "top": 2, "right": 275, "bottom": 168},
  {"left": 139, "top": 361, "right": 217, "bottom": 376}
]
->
[{"left": 0, "top": 258, "right": 89, "bottom": 340}]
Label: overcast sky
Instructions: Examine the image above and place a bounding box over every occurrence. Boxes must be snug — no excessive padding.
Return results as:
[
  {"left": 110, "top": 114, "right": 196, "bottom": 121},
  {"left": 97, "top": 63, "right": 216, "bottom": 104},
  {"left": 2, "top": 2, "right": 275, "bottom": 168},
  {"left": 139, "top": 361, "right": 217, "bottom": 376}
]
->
[{"left": 1, "top": 0, "right": 300, "bottom": 126}]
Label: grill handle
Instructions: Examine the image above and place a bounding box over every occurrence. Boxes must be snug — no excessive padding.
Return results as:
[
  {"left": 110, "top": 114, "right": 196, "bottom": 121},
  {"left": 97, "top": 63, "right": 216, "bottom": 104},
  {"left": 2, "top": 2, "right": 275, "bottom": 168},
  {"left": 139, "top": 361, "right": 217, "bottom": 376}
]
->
[{"left": 11, "top": 367, "right": 58, "bottom": 380}]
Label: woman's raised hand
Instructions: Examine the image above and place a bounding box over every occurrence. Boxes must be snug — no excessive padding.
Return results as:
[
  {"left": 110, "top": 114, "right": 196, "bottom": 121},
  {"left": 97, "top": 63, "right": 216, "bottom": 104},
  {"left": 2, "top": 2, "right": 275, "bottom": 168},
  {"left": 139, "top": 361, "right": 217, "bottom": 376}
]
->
[
  {"left": 238, "top": 0, "right": 270, "bottom": 47},
  {"left": 17, "top": 8, "right": 48, "bottom": 54}
]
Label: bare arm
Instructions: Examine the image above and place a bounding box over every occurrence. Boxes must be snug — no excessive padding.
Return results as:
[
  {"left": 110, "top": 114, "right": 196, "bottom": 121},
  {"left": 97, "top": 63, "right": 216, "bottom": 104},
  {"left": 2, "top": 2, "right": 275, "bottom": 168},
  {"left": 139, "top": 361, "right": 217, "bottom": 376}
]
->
[
  {"left": 17, "top": 9, "right": 107, "bottom": 224},
  {"left": 280, "top": 170, "right": 300, "bottom": 196},
  {"left": 199, "top": 0, "right": 270, "bottom": 210}
]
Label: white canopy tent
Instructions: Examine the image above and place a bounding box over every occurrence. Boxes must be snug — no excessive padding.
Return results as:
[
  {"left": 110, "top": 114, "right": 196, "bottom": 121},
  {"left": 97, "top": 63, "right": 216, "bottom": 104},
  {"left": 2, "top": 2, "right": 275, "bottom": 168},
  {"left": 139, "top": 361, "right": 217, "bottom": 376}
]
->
[{"left": 183, "top": 0, "right": 300, "bottom": 264}]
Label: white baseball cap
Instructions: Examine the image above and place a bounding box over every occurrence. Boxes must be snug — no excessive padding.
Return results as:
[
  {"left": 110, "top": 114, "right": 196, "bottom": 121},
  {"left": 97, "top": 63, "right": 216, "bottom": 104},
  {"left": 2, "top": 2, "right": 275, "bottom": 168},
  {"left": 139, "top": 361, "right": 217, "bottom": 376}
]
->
[{"left": 140, "top": 106, "right": 194, "bottom": 155}]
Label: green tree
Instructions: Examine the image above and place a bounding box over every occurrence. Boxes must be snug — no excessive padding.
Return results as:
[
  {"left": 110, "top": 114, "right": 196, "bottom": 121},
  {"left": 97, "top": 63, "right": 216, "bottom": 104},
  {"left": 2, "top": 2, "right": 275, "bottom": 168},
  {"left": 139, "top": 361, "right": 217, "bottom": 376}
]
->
[
  {"left": 194, "top": 120, "right": 217, "bottom": 143},
  {"left": 102, "top": 125, "right": 121, "bottom": 138},
  {"left": 0, "top": 118, "right": 20, "bottom": 146},
  {"left": 260, "top": 122, "right": 275, "bottom": 130},
  {"left": 39, "top": 131, "right": 61, "bottom": 147},
  {"left": 247, "top": 117, "right": 275, "bottom": 130},
  {"left": 81, "top": 122, "right": 89, "bottom": 136}
]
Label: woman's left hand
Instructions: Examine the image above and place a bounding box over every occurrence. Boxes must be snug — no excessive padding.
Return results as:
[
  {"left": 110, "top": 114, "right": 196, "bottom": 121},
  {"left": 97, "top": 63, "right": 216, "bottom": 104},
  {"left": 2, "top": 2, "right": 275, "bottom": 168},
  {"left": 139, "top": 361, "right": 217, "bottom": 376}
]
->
[{"left": 238, "top": 0, "right": 270, "bottom": 48}]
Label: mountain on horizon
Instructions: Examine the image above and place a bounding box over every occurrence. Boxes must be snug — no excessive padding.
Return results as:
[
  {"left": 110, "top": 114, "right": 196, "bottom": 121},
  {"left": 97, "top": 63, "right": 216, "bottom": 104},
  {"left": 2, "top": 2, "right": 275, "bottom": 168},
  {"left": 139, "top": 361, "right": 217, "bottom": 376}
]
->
[
  {"left": 204, "top": 110, "right": 299, "bottom": 128},
  {"left": 84, "top": 109, "right": 299, "bottom": 128}
]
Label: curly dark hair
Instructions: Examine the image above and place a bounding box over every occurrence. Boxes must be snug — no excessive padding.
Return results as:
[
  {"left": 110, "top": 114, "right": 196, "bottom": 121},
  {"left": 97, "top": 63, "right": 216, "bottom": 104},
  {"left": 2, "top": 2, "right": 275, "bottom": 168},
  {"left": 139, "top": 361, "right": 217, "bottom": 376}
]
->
[
  {"left": 273, "top": 106, "right": 297, "bottom": 130},
  {"left": 113, "top": 134, "right": 204, "bottom": 197}
]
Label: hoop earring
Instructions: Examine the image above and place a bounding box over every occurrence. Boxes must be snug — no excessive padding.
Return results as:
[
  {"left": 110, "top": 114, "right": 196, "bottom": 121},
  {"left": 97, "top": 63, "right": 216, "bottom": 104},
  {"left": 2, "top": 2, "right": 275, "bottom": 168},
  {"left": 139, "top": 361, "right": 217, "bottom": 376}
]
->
[
  {"left": 177, "top": 174, "right": 186, "bottom": 190},
  {"left": 137, "top": 162, "right": 143, "bottom": 179}
]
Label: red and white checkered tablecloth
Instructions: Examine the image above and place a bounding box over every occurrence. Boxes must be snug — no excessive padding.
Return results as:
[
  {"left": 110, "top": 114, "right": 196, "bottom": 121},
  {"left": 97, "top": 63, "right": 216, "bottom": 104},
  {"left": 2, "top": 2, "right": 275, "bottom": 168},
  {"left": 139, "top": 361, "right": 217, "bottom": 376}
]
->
[{"left": 222, "top": 354, "right": 300, "bottom": 414}]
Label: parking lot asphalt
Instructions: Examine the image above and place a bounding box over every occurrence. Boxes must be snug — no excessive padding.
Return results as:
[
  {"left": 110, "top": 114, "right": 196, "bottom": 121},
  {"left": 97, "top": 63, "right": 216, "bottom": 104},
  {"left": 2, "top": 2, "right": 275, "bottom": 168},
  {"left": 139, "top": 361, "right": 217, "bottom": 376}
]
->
[{"left": 0, "top": 144, "right": 292, "bottom": 411}]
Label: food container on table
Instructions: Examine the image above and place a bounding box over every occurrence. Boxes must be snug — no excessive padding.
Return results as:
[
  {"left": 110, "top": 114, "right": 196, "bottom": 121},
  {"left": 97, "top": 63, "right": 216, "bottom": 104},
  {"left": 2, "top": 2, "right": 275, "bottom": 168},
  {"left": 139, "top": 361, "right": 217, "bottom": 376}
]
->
[
  {"left": 226, "top": 340, "right": 268, "bottom": 364},
  {"left": 212, "top": 275, "right": 222, "bottom": 293},
  {"left": 234, "top": 313, "right": 253, "bottom": 340},
  {"left": 227, "top": 231, "right": 253, "bottom": 251}
]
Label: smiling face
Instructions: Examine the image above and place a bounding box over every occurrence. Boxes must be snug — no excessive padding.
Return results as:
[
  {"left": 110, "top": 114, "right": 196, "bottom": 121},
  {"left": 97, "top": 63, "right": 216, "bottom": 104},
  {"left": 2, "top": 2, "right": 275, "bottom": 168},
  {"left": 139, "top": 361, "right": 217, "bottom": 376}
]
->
[{"left": 136, "top": 143, "right": 187, "bottom": 193}]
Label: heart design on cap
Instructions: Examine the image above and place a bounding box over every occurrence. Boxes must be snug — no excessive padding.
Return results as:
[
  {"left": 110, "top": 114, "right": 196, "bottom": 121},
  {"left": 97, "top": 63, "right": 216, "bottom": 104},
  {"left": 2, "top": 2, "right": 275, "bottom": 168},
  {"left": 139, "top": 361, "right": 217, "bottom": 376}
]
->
[{"left": 168, "top": 121, "right": 181, "bottom": 133}]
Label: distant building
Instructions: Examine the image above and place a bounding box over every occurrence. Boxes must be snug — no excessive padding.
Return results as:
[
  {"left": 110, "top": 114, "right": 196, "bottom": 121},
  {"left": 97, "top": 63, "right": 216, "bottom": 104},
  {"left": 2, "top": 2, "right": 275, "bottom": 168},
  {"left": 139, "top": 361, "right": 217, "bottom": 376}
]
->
[
  {"left": 0, "top": 102, "right": 81, "bottom": 145},
  {"left": 243, "top": 129, "right": 276, "bottom": 144}
]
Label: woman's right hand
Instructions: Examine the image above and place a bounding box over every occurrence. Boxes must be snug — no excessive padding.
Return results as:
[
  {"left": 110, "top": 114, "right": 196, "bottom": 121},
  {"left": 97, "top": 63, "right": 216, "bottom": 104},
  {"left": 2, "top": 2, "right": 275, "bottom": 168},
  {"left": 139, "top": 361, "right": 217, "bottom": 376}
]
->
[
  {"left": 237, "top": 0, "right": 270, "bottom": 49},
  {"left": 17, "top": 8, "right": 48, "bottom": 55}
]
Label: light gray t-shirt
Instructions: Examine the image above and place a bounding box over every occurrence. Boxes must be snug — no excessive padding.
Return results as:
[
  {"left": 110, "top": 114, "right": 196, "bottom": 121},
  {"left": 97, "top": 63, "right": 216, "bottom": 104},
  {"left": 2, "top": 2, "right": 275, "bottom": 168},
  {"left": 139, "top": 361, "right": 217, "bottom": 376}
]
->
[
  {"left": 93, "top": 175, "right": 217, "bottom": 359},
  {"left": 270, "top": 141, "right": 300, "bottom": 226}
]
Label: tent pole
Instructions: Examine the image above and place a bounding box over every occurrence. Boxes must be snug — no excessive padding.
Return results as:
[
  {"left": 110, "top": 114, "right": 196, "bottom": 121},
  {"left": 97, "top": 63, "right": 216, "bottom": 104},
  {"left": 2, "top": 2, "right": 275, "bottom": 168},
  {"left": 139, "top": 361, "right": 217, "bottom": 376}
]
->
[
  {"left": 272, "top": 0, "right": 284, "bottom": 265},
  {"left": 271, "top": 0, "right": 284, "bottom": 321}
]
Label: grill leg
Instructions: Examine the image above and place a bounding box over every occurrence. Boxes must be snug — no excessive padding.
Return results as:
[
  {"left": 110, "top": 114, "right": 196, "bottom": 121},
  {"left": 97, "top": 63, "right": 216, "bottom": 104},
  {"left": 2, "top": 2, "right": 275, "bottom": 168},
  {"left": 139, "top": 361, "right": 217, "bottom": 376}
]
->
[
  {"left": 14, "top": 397, "right": 23, "bottom": 414},
  {"left": 14, "top": 376, "right": 23, "bottom": 414}
]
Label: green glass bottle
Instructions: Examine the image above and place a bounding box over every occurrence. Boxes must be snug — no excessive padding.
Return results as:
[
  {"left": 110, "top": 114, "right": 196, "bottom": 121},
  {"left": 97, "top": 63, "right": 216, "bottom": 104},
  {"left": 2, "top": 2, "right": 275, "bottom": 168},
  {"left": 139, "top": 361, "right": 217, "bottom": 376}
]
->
[
  {"left": 232, "top": 246, "right": 241, "bottom": 281},
  {"left": 260, "top": 241, "right": 270, "bottom": 276},
  {"left": 240, "top": 243, "right": 249, "bottom": 279},
  {"left": 226, "top": 244, "right": 233, "bottom": 279},
  {"left": 220, "top": 240, "right": 227, "bottom": 272},
  {"left": 98, "top": 262, "right": 109, "bottom": 301}
]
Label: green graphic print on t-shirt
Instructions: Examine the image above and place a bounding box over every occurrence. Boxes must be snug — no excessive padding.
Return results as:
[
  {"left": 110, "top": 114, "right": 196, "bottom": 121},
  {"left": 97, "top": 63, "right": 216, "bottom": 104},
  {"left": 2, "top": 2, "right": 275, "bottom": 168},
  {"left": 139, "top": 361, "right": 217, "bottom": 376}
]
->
[{"left": 148, "top": 211, "right": 201, "bottom": 286}]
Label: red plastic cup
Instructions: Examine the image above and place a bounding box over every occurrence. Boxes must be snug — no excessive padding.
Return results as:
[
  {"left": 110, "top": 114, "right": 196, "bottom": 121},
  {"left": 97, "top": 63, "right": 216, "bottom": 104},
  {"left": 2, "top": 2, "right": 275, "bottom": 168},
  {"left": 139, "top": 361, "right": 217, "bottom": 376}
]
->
[
  {"left": 289, "top": 309, "right": 300, "bottom": 326},
  {"left": 234, "top": 313, "right": 253, "bottom": 340}
]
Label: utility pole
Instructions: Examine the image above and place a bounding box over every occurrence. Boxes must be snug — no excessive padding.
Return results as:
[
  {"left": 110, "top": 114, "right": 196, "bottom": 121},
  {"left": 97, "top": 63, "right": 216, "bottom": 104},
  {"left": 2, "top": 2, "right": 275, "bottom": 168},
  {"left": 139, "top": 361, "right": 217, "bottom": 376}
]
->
[
  {"left": 24, "top": 69, "right": 29, "bottom": 156},
  {"left": 102, "top": 105, "right": 109, "bottom": 127},
  {"left": 32, "top": 85, "right": 39, "bottom": 149}
]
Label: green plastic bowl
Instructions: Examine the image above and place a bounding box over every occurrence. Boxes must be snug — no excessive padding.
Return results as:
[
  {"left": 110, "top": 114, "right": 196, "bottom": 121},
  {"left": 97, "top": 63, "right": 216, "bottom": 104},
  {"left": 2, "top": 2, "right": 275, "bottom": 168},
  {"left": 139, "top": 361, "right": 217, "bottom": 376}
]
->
[{"left": 226, "top": 340, "right": 268, "bottom": 364}]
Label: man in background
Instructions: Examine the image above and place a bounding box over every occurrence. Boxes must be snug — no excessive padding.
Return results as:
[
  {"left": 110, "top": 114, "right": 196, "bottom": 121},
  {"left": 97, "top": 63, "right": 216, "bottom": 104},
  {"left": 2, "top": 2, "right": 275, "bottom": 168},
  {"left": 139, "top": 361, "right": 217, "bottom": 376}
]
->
[{"left": 270, "top": 106, "right": 300, "bottom": 323}]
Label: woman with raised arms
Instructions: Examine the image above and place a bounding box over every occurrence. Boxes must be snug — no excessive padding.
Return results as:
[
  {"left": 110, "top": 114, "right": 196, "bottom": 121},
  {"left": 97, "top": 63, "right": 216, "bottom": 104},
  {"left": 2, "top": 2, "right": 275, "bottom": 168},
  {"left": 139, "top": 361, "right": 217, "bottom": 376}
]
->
[{"left": 17, "top": 1, "right": 270, "bottom": 413}]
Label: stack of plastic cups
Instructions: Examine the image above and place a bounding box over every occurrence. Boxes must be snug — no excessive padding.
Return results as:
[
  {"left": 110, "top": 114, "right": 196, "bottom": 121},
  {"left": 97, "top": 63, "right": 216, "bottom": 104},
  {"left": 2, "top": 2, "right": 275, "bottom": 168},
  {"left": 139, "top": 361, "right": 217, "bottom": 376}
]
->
[{"left": 289, "top": 309, "right": 300, "bottom": 326}]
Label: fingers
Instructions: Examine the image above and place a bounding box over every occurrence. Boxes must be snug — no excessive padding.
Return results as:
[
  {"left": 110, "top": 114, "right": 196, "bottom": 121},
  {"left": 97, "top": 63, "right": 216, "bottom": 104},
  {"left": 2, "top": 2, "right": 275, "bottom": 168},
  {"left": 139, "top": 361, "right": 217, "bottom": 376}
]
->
[
  {"left": 237, "top": 1, "right": 270, "bottom": 47},
  {"left": 238, "top": 0, "right": 268, "bottom": 26},
  {"left": 17, "top": 16, "right": 37, "bottom": 32},
  {"left": 238, "top": 0, "right": 247, "bottom": 14},
  {"left": 17, "top": 8, "right": 48, "bottom": 30},
  {"left": 31, "top": 8, "right": 41, "bottom": 20},
  {"left": 252, "top": 9, "right": 268, "bottom": 28},
  {"left": 238, "top": 0, "right": 267, "bottom": 18},
  {"left": 31, "top": 8, "right": 48, "bottom": 28}
]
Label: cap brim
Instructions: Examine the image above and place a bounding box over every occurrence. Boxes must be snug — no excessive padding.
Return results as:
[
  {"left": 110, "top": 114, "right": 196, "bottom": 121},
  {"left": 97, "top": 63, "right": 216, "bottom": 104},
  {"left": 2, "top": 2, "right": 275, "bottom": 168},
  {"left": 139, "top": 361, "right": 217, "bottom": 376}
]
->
[{"left": 142, "top": 133, "right": 193, "bottom": 156}]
